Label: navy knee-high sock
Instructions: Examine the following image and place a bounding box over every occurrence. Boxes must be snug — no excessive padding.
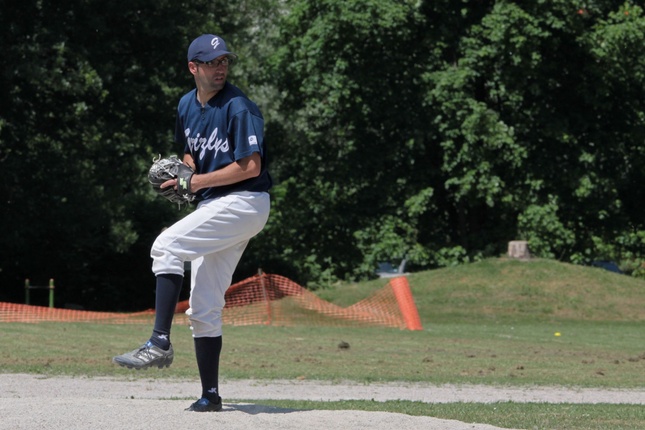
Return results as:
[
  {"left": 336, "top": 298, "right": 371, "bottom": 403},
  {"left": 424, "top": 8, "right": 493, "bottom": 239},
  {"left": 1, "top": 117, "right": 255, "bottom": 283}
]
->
[
  {"left": 150, "top": 273, "right": 183, "bottom": 350},
  {"left": 194, "top": 336, "right": 223, "bottom": 403}
]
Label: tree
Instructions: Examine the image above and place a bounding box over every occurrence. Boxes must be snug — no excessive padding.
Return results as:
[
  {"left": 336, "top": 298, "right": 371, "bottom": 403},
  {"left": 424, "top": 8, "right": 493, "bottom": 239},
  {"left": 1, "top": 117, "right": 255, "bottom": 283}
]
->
[
  {"left": 439, "top": 1, "right": 645, "bottom": 265},
  {"left": 0, "top": 0, "right": 221, "bottom": 309},
  {"left": 2, "top": 0, "right": 644, "bottom": 310},
  {"left": 260, "top": 0, "right": 645, "bottom": 284},
  {"left": 260, "top": 0, "right": 430, "bottom": 286}
]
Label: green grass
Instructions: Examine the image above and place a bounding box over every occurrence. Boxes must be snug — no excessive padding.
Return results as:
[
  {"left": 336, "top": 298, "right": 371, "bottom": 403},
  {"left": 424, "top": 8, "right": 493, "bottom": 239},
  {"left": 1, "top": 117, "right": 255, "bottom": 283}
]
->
[
  {"left": 2, "top": 258, "right": 645, "bottom": 429},
  {"left": 238, "top": 400, "right": 645, "bottom": 430},
  {"left": 319, "top": 258, "right": 645, "bottom": 324},
  {"left": 2, "top": 321, "right": 644, "bottom": 387}
]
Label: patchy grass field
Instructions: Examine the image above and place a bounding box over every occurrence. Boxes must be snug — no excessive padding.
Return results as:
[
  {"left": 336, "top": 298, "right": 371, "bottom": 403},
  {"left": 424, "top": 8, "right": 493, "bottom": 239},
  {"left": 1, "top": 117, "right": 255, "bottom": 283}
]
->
[{"left": 1, "top": 258, "right": 644, "bottom": 429}]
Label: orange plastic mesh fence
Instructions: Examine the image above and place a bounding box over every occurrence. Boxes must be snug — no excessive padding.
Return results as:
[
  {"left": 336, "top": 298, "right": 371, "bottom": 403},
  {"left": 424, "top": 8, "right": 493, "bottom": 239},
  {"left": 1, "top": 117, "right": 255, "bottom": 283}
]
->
[{"left": 0, "top": 274, "right": 423, "bottom": 330}]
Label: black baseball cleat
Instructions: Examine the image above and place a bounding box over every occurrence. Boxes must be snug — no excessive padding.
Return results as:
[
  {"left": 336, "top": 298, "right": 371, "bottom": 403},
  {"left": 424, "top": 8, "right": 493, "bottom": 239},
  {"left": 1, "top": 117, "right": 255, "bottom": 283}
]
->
[
  {"left": 185, "top": 397, "right": 223, "bottom": 412},
  {"left": 112, "top": 341, "right": 174, "bottom": 370}
]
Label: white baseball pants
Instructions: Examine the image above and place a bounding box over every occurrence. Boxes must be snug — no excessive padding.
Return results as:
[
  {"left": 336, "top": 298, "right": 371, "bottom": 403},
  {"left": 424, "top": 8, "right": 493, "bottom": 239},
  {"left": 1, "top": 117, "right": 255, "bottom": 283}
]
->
[{"left": 150, "top": 191, "right": 270, "bottom": 338}]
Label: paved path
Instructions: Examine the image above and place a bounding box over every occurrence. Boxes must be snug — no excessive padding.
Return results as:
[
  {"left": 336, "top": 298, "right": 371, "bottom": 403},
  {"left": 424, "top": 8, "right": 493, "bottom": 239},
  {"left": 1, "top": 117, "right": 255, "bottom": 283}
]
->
[{"left": 2, "top": 374, "right": 644, "bottom": 430}]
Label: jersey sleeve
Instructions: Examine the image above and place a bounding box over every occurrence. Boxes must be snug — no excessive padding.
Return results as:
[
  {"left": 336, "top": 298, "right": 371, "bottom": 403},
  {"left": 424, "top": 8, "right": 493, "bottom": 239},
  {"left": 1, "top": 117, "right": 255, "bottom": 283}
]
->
[{"left": 228, "top": 100, "right": 265, "bottom": 161}]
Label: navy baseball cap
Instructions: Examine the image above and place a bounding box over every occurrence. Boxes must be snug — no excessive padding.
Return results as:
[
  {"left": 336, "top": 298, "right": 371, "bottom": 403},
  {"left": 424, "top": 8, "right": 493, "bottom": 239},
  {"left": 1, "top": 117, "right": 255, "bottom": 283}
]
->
[{"left": 187, "top": 34, "right": 237, "bottom": 62}]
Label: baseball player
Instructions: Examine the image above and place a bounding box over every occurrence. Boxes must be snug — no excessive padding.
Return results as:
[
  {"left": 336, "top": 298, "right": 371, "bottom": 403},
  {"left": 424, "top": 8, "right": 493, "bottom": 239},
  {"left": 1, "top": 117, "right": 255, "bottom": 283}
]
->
[{"left": 113, "top": 34, "right": 272, "bottom": 412}]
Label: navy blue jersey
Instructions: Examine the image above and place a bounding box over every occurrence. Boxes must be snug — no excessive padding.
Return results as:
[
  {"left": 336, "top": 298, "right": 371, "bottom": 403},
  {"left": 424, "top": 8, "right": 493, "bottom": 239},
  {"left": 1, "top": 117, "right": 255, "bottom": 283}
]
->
[{"left": 174, "top": 82, "right": 272, "bottom": 200}]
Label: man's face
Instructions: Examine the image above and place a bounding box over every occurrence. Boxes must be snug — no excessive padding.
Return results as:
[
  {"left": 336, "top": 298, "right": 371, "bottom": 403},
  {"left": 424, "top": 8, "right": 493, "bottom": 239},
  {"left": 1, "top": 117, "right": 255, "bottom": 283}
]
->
[{"left": 190, "top": 55, "right": 231, "bottom": 93}]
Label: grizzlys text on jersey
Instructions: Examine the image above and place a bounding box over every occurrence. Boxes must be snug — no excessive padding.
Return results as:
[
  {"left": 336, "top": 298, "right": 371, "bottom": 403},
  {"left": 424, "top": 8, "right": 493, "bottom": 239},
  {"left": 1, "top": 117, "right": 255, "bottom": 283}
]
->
[{"left": 174, "top": 82, "right": 272, "bottom": 200}]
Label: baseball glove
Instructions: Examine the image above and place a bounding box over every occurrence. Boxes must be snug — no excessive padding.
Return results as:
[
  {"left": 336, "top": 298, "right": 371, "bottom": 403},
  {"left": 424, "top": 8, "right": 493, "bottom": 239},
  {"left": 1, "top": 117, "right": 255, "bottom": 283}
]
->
[{"left": 148, "top": 155, "right": 196, "bottom": 207}]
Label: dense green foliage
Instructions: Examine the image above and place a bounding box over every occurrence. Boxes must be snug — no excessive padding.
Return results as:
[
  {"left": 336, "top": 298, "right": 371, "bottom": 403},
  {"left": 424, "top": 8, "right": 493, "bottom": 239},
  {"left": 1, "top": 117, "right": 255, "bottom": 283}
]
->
[
  {"left": 1, "top": 0, "right": 644, "bottom": 309},
  {"left": 262, "top": 0, "right": 645, "bottom": 285}
]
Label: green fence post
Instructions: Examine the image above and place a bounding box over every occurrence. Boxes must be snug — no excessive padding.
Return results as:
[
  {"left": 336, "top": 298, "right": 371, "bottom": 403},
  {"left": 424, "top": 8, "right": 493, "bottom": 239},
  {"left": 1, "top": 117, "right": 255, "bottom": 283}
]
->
[
  {"left": 49, "top": 279, "right": 55, "bottom": 308},
  {"left": 25, "top": 279, "right": 30, "bottom": 305}
]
